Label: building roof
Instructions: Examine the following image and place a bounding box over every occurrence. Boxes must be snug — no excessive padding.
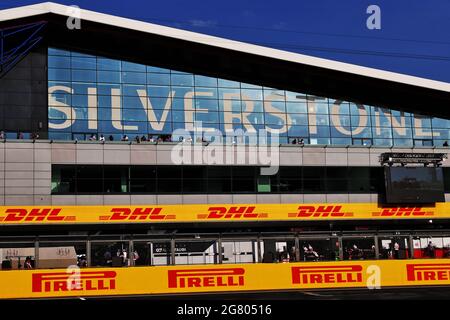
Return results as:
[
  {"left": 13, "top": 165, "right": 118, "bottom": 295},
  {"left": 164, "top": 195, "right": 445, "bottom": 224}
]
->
[
  {"left": 1, "top": 2, "right": 449, "bottom": 118},
  {"left": 1, "top": 2, "right": 449, "bottom": 93}
]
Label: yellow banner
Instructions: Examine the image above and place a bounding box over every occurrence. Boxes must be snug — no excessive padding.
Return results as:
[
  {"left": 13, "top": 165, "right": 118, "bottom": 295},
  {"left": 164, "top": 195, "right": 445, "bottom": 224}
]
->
[
  {"left": 0, "top": 203, "right": 448, "bottom": 225},
  {"left": 1, "top": 259, "right": 450, "bottom": 299}
]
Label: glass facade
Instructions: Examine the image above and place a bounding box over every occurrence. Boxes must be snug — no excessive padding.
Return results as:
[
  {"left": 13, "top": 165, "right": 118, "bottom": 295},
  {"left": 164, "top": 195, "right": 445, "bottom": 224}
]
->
[
  {"left": 51, "top": 164, "right": 386, "bottom": 194},
  {"left": 48, "top": 47, "right": 450, "bottom": 147}
]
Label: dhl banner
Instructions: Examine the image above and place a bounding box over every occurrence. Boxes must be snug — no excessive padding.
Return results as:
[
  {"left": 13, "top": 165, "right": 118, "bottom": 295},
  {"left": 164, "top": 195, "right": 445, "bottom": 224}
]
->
[
  {"left": 1, "top": 259, "right": 450, "bottom": 299},
  {"left": 0, "top": 203, "right": 449, "bottom": 225}
]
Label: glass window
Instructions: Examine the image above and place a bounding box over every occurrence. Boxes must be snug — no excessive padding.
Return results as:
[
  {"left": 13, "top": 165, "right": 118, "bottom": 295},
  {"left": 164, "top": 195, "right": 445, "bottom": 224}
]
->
[
  {"left": 133, "top": 241, "right": 171, "bottom": 266},
  {"left": 378, "top": 236, "right": 410, "bottom": 259},
  {"left": 52, "top": 165, "right": 76, "bottom": 193},
  {"left": 0, "top": 242, "right": 36, "bottom": 270},
  {"left": 286, "top": 102, "right": 307, "bottom": 113},
  {"left": 194, "top": 75, "right": 218, "bottom": 87},
  {"left": 218, "top": 88, "right": 241, "bottom": 100},
  {"left": 72, "top": 69, "right": 96, "bottom": 82},
  {"left": 241, "top": 88, "right": 263, "bottom": 100},
  {"left": 71, "top": 56, "right": 96, "bottom": 70},
  {"left": 432, "top": 118, "right": 450, "bottom": 129},
  {"left": 299, "top": 239, "right": 339, "bottom": 262},
  {"left": 174, "top": 240, "right": 218, "bottom": 265},
  {"left": 38, "top": 242, "right": 87, "bottom": 269},
  {"left": 412, "top": 236, "right": 450, "bottom": 259},
  {"left": 343, "top": 237, "right": 376, "bottom": 260},
  {"left": 195, "top": 99, "right": 219, "bottom": 111},
  {"left": 48, "top": 68, "right": 71, "bottom": 81},
  {"left": 48, "top": 47, "right": 70, "bottom": 56},
  {"left": 97, "top": 57, "right": 121, "bottom": 71},
  {"left": 285, "top": 91, "right": 304, "bottom": 102},
  {"left": 171, "top": 74, "right": 194, "bottom": 87},
  {"left": 147, "top": 73, "right": 170, "bottom": 85},
  {"left": 310, "top": 100, "right": 328, "bottom": 114},
  {"left": 122, "top": 72, "right": 146, "bottom": 84},
  {"left": 91, "top": 242, "right": 130, "bottom": 267},
  {"left": 218, "top": 78, "right": 240, "bottom": 88},
  {"left": 48, "top": 56, "right": 71, "bottom": 68},
  {"left": 223, "top": 240, "right": 257, "bottom": 264},
  {"left": 98, "top": 70, "right": 121, "bottom": 83},
  {"left": 122, "top": 61, "right": 146, "bottom": 72},
  {"left": 147, "top": 66, "right": 170, "bottom": 73},
  {"left": 194, "top": 87, "right": 218, "bottom": 99},
  {"left": 72, "top": 51, "right": 95, "bottom": 58}
]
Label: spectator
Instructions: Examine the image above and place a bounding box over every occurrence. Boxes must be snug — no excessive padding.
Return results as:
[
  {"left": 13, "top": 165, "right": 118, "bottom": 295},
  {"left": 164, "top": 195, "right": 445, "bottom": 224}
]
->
[
  {"left": 444, "top": 141, "right": 449, "bottom": 147},
  {"left": 299, "top": 138, "right": 305, "bottom": 146},
  {"left": 135, "top": 136, "right": 141, "bottom": 143},
  {"left": 141, "top": 135, "right": 147, "bottom": 142},
  {"left": 0, "top": 131, "right": 4, "bottom": 139},
  {"left": 350, "top": 245, "right": 363, "bottom": 260},
  {"left": 24, "top": 256, "right": 33, "bottom": 269},
  {"left": 304, "top": 245, "right": 319, "bottom": 262},
  {"left": 108, "top": 135, "right": 114, "bottom": 141},
  {"left": 426, "top": 241, "right": 436, "bottom": 258},
  {"left": 30, "top": 132, "right": 40, "bottom": 140},
  {"left": 291, "top": 138, "right": 297, "bottom": 144},
  {"left": 89, "top": 134, "right": 97, "bottom": 141},
  {"left": 122, "top": 135, "right": 129, "bottom": 141},
  {"left": 99, "top": 134, "right": 105, "bottom": 142},
  {"left": 149, "top": 136, "right": 155, "bottom": 143},
  {"left": 17, "top": 132, "right": 24, "bottom": 139},
  {"left": 104, "top": 250, "right": 112, "bottom": 266},
  {"left": 393, "top": 242, "right": 400, "bottom": 259}
]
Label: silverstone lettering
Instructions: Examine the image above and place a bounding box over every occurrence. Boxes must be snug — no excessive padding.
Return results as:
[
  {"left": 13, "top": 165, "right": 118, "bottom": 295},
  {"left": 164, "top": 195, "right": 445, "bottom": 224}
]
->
[{"left": 48, "top": 85, "right": 436, "bottom": 138}]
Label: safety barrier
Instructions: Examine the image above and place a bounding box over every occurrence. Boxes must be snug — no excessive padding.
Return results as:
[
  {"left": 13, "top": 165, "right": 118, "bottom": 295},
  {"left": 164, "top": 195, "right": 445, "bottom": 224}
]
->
[{"left": 1, "top": 259, "right": 450, "bottom": 299}]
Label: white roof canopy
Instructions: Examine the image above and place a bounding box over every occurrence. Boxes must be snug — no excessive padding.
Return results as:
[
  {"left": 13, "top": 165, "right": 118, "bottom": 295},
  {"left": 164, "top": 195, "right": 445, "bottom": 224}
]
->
[{"left": 1, "top": 1, "right": 449, "bottom": 93}]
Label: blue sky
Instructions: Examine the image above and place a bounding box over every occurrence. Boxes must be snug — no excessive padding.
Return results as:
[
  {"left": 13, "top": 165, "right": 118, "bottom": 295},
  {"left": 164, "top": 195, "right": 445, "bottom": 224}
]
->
[{"left": 2, "top": 0, "right": 450, "bottom": 83}]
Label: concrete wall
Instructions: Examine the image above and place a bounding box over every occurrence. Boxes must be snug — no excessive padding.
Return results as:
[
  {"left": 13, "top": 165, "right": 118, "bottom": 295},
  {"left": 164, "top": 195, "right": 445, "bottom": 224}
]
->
[{"left": 0, "top": 140, "right": 448, "bottom": 205}]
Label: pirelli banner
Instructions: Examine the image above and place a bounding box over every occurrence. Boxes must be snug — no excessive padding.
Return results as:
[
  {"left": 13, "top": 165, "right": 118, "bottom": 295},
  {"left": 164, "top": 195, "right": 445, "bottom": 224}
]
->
[
  {"left": 1, "top": 260, "right": 450, "bottom": 299},
  {"left": 0, "top": 203, "right": 449, "bottom": 225}
]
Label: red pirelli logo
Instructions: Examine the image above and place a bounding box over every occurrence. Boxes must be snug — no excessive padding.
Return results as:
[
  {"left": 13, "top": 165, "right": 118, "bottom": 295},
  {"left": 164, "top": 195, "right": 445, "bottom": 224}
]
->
[
  {"left": 406, "top": 264, "right": 450, "bottom": 282},
  {"left": 372, "top": 207, "right": 433, "bottom": 217},
  {"left": 168, "top": 268, "right": 245, "bottom": 288},
  {"left": 32, "top": 271, "right": 117, "bottom": 293},
  {"left": 288, "top": 206, "right": 353, "bottom": 218},
  {"left": 292, "top": 265, "right": 363, "bottom": 284},
  {"left": 0, "top": 208, "right": 75, "bottom": 222},
  {"left": 99, "top": 207, "right": 175, "bottom": 221},
  {"left": 197, "top": 206, "right": 268, "bottom": 219}
]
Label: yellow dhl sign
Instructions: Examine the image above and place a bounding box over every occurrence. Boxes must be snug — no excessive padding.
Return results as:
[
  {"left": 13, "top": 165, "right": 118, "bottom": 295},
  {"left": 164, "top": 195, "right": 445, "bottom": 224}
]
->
[
  {"left": 1, "top": 259, "right": 450, "bottom": 299},
  {"left": 0, "top": 203, "right": 448, "bottom": 225}
]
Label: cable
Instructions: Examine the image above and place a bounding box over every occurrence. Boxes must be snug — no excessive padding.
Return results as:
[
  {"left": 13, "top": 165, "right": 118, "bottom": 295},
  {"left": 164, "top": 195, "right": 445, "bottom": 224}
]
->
[
  {"left": 249, "top": 42, "right": 450, "bottom": 62},
  {"left": 137, "top": 16, "right": 450, "bottom": 47}
]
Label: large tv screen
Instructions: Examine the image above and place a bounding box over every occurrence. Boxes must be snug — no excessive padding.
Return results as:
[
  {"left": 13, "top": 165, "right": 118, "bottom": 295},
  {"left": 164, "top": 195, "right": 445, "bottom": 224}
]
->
[{"left": 384, "top": 167, "right": 445, "bottom": 204}]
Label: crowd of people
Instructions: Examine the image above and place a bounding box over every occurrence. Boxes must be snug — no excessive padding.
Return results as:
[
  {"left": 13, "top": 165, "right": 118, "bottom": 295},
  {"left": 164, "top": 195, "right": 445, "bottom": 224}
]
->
[
  {"left": 1, "top": 129, "right": 450, "bottom": 148},
  {"left": 0, "top": 131, "right": 40, "bottom": 140}
]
